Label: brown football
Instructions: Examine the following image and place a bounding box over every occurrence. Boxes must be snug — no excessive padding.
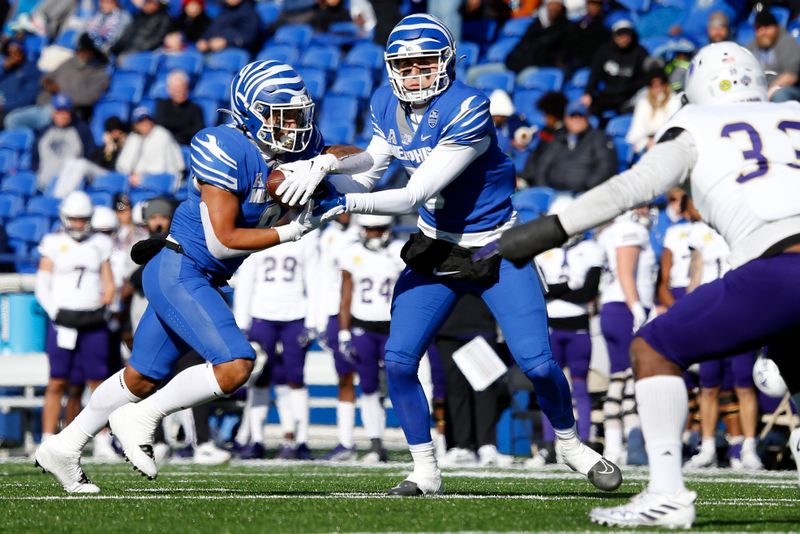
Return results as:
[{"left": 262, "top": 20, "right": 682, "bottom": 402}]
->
[{"left": 266, "top": 168, "right": 286, "bottom": 203}]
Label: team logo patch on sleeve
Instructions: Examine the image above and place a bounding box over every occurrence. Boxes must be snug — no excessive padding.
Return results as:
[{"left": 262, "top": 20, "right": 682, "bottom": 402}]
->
[
  {"left": 249, "top": 172, "right": 267, "bottom": 204},
  {"left": 428, "top": 109, "right": 439, "bottom": 128}
]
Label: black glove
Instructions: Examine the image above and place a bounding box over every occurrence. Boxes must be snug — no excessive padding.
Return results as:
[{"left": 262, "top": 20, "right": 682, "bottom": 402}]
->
[{"left": 498, "top": 215, "right": 569, "bottom": 267}]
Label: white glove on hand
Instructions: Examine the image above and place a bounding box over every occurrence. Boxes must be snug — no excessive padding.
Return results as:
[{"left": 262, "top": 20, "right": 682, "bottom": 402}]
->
[
  {"left": 276, "top": 200, "right": 345, "bottom": 243},
  {"left": 276, "top": 153, "right": 338, "bottom": 207},
  {"left": 630, "top": 301, "right": 647, "bottom": 333}
]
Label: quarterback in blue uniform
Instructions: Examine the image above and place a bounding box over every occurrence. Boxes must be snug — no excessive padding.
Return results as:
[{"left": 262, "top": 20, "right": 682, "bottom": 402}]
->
[
  {"left": 34, "top": 60, "right": 370, "bottom": 493},
  {"left": 288, "top": 14, "right": 622, "bottom": 496}
]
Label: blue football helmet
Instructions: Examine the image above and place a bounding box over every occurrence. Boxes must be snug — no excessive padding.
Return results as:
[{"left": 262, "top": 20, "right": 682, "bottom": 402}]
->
[
  {"left": 230, "top": 60, "right": 315, "bottom": 153},
  {"left": 385, "top": 14, "right": 456, "bottom": 104}
]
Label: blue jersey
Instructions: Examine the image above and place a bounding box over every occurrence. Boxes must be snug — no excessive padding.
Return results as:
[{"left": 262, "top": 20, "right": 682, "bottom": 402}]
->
[
  {"left": 369, "top": 80, "right": 515, "bottom": 235},
  {"left": 170, "top": 123, "right": 324, "bottom": 278}
]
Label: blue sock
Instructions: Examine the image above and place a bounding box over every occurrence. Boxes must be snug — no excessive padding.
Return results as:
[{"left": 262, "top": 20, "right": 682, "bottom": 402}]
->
[
  {"left": 386, "top": 357, "right": 432, "bottom": 445},
  {"left": 526, "top": 359, "right": 576, "bottom": 430}
]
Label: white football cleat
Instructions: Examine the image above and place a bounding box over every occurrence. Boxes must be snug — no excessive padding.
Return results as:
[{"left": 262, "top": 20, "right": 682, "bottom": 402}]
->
[
  {"left": 590, "top": 488, "right": 697, "bottom": 529},
  {"left": 789, "top": 428, "right": 800, "bottom": 487},
  {"left": 739, "top": 448, "right": 764, "bottom": 470},
  {"left": 477, "top": 444, "right": 498, "bottom": 466},
  {"left": 109, "top": 403, "right": 159, "bottom": 479},
  {"left": 193, "top": 442, "right": 231, "bottom": 465},
  {"left": 34, "top": 437, "right": 100, "bottom": 494},
  {"left": 686, "top": 447, "right": 716, "bottom": 468},
  {"left": 92, "top": 431, "right": 120, "bottom": 462},
  {"left": 561, "top": 440, "right": 623, "bottom": 492},
  {"left": 387, "top": 470, "right": 444, "bottom": 496},
  {"left": 439, "top": 447, "right": 477, "bottom": 467}
]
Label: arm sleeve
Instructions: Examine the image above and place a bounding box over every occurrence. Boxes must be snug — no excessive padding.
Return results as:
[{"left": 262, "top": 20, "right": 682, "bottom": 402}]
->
[
  {"left": 329, "top": 135, "right": 393, "bottom": 194},
  {"left": 302, "top": 236, "right": 323, "bottom": 330},
  {"left": 345, "top": 136, "right": 490, "bottom": 214},
  {"left": 558, "top": 131, "right": 697, "bottom": 235},
  {"left": 232, "top": 255, "right": 256, "bottom": 331},
  {"left": 190, "top": 130, "right": 242, "bottom": 193}
]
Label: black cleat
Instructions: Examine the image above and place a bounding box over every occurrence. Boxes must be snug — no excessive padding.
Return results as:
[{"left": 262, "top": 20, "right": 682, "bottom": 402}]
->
[
  {"left": 587, "top": 458, "right": 623, "bottom": 492},
  {"left": 387, "top": 480, "right": 424, "bottom": 496}
]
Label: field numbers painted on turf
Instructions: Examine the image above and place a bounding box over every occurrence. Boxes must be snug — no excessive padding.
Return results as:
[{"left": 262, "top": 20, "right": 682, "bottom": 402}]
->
[{"left": 722, "top": 120, "right": 800, "bottom": 182}]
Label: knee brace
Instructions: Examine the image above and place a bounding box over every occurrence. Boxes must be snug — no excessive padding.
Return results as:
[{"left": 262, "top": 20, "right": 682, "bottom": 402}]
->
[
  {"left": 719, "top": 390, "right": 740, "bottom": 419},
  {"left": 621, "top": 372, "right": 637, "bottom": 420}
]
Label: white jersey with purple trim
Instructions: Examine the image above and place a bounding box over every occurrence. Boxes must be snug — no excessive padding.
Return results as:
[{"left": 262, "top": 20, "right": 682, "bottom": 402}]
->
[
  {"left": 338, "top": 239, "right": 405, "bottom": 322},
  {"left": 319, "top": 222, "right": 360, "bottom": 318},
  {"left": 536, "top": 238, "right": 604, "bottom": 318},
  {"left": 662, "top": 221, "right": 692, "bottom": 289},
  {"left": 598, "top": 218, "right": 657, "bottom": 308},
  {"left": 233, "top": 232, "right": 320, "bottom": 327},
  {"left": 657, "top": 101, "right": 800, "bottom": 267},
  {"left": 38, "top": 232, "right": 112, "bottom": 311},
  {"left": 687, "top": 221, "right": 732, "bottom": 284}
]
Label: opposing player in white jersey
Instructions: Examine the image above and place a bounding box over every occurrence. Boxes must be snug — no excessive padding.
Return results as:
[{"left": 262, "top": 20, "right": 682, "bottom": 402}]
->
[
  {"left": 685, "top": 216, "right": 763, "bottom": 470},
  {"left": 338, "top": 214, "right": 405, "bottom": 462},
  {"left": 480, "top": 42, "right": 800, "bottom": 527},
  {"left": 233, "top": 232, "right": 321, "bottom": 460},
  {"left": 533, "top": 197, "right": 604, "bottom": 461},
  {"left": 318, "top": 214, "right": 362, "bottom": 461},
  {"left": 656, "top": 211, "right": 692, "bottom": 307},
  {"left": 35, "top": 192, "right": 115, "bottom": 450},
  {"left": 596, "top": 208, "right": 656, "bottom": 466}
]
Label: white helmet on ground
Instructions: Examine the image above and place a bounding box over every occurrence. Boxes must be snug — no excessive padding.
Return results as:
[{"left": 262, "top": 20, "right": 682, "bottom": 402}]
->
[
  {"left": 684, "top": 42, "right": 768, "bottom": 106},
  {"left": 59, "top": 191, "right": 93, "bottom": 241},
  {"left": 752, "top": 355, "right": 788, "bottom": 398},
  {"left": 355, "top": 214, "right": 393, "bottom": 251},
  {"left": 91, "top": 205, "right": 119, "bottom": 234}
]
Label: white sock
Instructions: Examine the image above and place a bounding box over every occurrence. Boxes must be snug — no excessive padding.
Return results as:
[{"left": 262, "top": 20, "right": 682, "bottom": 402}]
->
[
  {"left": 74, "top": 368, "right": 140, "bottom": 437},
  {"left": 234, "top": 403, "right": 251, "bottom": 446},
  {"left": 742, "top": 436, "right": 757, "bottom": 453},
  {"left": 700, "top": 437, "right": 716, "bottom": 453},
  {"left": 636, "top": 375, "right": 688, "bottom": 495},
  {"left": 409, "top": 441, "right": 439, "bottom": 479},
  {"left": 604, "top": 421, "right": 624, "bottom": 457},
  {"left": 41, "top": 432, "right": 53, "bottom": 442},
  {"left": 337, "top": 401, "right": 355, "bottom": 448},
  {"left": 249, "top": 387, "right": 270, "bottom": 445},
  {"left": 360, "top": 393, "right": 385, "bottom": 440},
  {"left": 290, "top": 387, "right": 309, "bottom": 445},
  {"left": 274, "top": 385, "right": 294, "bottom": 437},
  {"left": 137, "top": 364, "right": 224, "bottom": 420}
]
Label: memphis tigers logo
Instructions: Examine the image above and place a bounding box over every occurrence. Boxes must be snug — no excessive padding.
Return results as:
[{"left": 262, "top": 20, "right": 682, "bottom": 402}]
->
[{"left": 428, "top": 109, "right": 439, "bottom": 128}]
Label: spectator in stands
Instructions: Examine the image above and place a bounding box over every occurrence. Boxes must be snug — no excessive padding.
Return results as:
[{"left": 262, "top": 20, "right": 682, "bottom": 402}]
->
[
  {"left": 663, "top": 39, "right": 695, "bottom": 92},
  {"left": 505, "top": 0, "right": 571, "bottom": 73},
  {"left": 196, "top": 0, "right": 260, "bottom": 53},
  {"left": 17, "top": 0, "right": 73, "bottom": 39},
  {"left": 562, "top": 0, "right": 610, "bottom": 73},
  {"left": 5, "top": 33, "right": 110, "bottom": 130},
  {"left": 533, "top": 90, "right": 567, "bottom": 147},
  {"left": 311, "top": 0, "right": 352, "bottom": 32},
  {"left": 163, "top": 0, "right": 212, "bottom": 52},
  {"left": 521, "top": 101, "right": 617, "bottom": 192},
  {"left": 582, "top": 18, "right": 649, "bottom": 118},
  {"left": 460, "top": 0, "right": 511, "bottom": 28},
  {"left": 746, "top": 9, "right": 800, "bottom": 102},
  {"left": 116, "top": 105, "right": 185, "bottom": 190},
  {"left": 489, "top": 89, "right": 533, "bottom": 155},
  {"left": 92, "top": 116, "right": 129, "bottom": 171},
  {"left": 626, "top": 69, "right": 681, "bottom": 155},
  {"left": 0, "top": 39, "right": 41, "bottom": 125},
  {"left": 113, "top": 0, "right": 172, "bottom": 56},
  {"left": 86, "top": 0, "right": 133, "bottom": 55},
  {"left": 367, "top": 0, "right": 401, "bottom": 45},
  {"left": 706, "top": 11, "right": 730, "bottom": 44},
  {"left": 155, "top": 70, "right": 205, "bottom": 145},
  {"left": 37, "top": 94, "right": 96, "bottom": 193},
  {"left": 350, "top": 0, "right": 377, "bottom": 37}
]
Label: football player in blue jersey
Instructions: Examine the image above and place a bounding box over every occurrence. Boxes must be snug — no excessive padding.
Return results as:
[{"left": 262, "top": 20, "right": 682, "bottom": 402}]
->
[
  {"left": 34, "top": 60, "right": 373, "bottom": 493},
  {"left": 280, "top": 14, "right": 623, "bottom": 496}
]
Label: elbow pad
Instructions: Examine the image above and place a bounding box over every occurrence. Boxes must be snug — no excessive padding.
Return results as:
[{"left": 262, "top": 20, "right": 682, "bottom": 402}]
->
[{"left": 498, "top": 215, "right": 568, "bottom": 267}]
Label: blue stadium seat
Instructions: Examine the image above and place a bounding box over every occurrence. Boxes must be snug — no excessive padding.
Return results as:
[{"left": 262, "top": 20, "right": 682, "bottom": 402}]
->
[
  {"left": 204, "top": 48, "right": 251, "bottom": 74},
  {"left": 330, "top": 67, "right": 373, "bottom": 100},
  {"left": 735, "top": 23, "right": 756, "bottom": 46},
  {"left": 130, "top": 189, "right": 160, "bottom": 205},
  {"left": 195, "top": 97, "right": 222, "bottom": 127},
  {"left": 640, "top": 35, "right": 670, "bottom": 55},
  {"left": 55, "top": 29, "right": 79, "bottom": 49},
  {"left": 512, "top": 187, "right": 556, "bottom": 222},
  {"left": 1, "top": 172, "right": 36, "bottom": 198},
  {"left": 616, "top": 0, "right": 651, "bottom": 13},
  {"left": 107, "top": 72, "right": 146, "bottom": 103},
  {"left": 319, "top": 121, "right": 356, "bottom": 145},
  {"left": 148, "top": 78, "right": 169, "bottom": 100},
  {"left": 256, "top": 2, "right": 281, "bottom": 26},
  {"left": 88, "top": 172, "right": 128, "bottom": 195},
  {"left": 25, "top": 196, "right": 61, "bottom": 219},
  {"left": 119, "top": 51, "right": 160, "bottom": 78},
  {"left": 456, "top": 41, "right": 480, "bottom": 70},
  {"left": 299, "top": 45, "right": 341, "bottom": 74},
  {"left": 24, "top": 34, "right": 45, "bottom": 61},
  {"left": 485, "top": 37, "right": 520, "bottom": 63},
  {"left": 569, "top": 68, "right": 591, "bottom": 90},
  {"left": 136, "top": 173, "right": 175, "bottom": 196},
  {"left": 321, "top": 95, "right": 359, "bottom": 122},
  {"left": 474, "top": 71, "right": 515, "bottom": 95},
  {"left": 192, "top": 72, "right": 232, "bottom": 101},
  {"left": 0, "top": 193, "right": 24, "bottom": 222},
  {"left": 88, "top": 191, "right": 114, "bottom": 208},
  {"left": 91, "top": 101, "right": 131, "bottom": 145},
  {"left": 748, "top": 6, "right": 791, "bottom": 28},
  {"left": 0, "top": 128, "right": 34, "bottom": 154},
  {"left": 6, "top": 215, "right": 49, "bottom": 247},
  {"left": 500, "top": 17, "right": 533, "bottom": 39},
  {"left": 314, "top": 21, "right": 362, "bottom": 47},
  {"left": 513, "top": 89, "right": 545, "bottom": 122},
  {"left": 517, "top": 67, "right": 564, "bottom": 92},
  {"left": 0, "top": 149, "right": 18, "bottom": 175},
  {"left": 606, "top": 114, "right": 633, "bottom": 139},
  {"left": 273, "top": 24, "right": 313, "bottom": 48},
  {"left": 257, "top": 44, "right": 300, "bottom": 65},
  {"left": 462, "top": 18, "right": 498, "bottom": 47},
  {"left": 160, "top": 51, "right": 204, "bottom": 78},
  {"left": 614, "top": 139, "right": 635, "bottom": 172},
  {"left": 343, "top": 42, "right": 384, "bottom": 73},
  {"left": 296, "top": 67, "right": 326, "bottom": 101}
]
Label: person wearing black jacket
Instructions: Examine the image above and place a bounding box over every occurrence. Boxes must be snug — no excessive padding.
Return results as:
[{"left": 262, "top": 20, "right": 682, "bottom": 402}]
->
[
  {"left": 521, "top": 101, "right": 617, "bottom": 192},
  {"left": 505, "top": 0, "right": 571, "bottom": 72},
  {"left": 113, "top": 0, "right": 171, "bottom": 55},
  {"left": 528, "top": 199, "right": 603, "bottom": 466},
  {"left": 155, "top": 70, "right": 205, "bottom": 144},
  {"left": 561, "top": 0, "right": 610, "bottom": 74},
  {"left": 582, "top": 18, "right": 649, "bottom": 117}
]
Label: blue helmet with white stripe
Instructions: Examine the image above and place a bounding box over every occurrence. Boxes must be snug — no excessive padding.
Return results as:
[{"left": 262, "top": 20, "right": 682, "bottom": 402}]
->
[
  {"left": 385, "top": 14, "right": 456, "bottom": 104},
  {"left": 230, "top": 60, "right": 315, "bottom": 153}
]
